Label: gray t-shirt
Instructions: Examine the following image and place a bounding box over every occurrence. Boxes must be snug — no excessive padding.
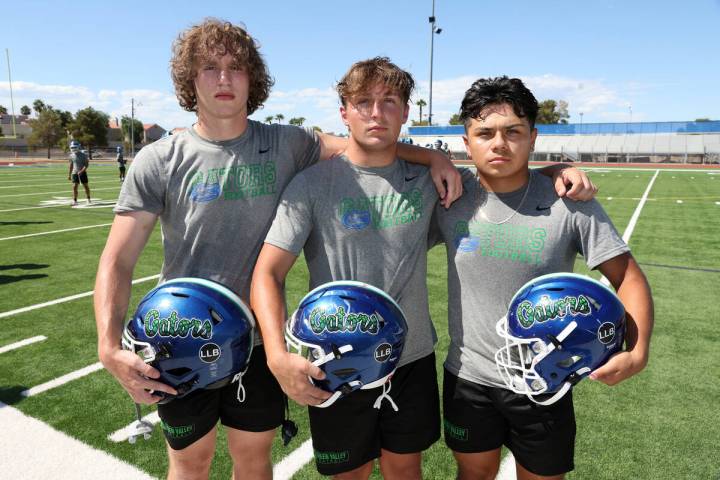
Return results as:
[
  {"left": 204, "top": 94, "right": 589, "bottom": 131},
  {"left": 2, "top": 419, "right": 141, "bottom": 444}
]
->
[
  {"left": 265, "top": 155, "right": 439, "bottom": 367},
  {"left": 430, "top": 168, "right": 629, "bottom": 387},
  {"left": 69, "top": 151, "right": 88, "bottom": 174},
  {"left": 114, "top": 120, "right": 321, "bottom": 344}
]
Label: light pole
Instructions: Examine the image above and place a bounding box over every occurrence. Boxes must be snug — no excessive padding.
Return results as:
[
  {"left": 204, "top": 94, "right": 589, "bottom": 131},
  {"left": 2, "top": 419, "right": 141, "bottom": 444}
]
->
[
  {"left": 130, "top": 98, "right": 142, "bottom": 159},
  {"left": 428, "top": 0, "right": 442, "bottom": 126}
]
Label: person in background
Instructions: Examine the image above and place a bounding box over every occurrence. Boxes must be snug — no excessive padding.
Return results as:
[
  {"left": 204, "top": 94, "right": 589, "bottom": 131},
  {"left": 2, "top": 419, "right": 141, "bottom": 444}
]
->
[{"left": 68, "top": 140, "right": 91, "bottom": 205}]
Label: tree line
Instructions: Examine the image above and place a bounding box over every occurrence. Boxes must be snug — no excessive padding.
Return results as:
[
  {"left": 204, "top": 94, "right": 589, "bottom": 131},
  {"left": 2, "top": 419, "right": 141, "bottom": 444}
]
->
[{"left": 0, "top": 100, "right": 143, "bottom": 159}]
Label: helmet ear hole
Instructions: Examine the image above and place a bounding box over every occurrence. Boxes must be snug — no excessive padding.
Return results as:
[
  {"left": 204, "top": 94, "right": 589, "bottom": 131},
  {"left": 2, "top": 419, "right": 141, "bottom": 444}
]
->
[
  {"left": 165, "top": 367, "right": 193, "bottom": 377},
  {"left": 331, "top": 367, "right": 359, "bottom": 379},
  {"left": 556, "top": 355, "right": 583, "bottom": 369},
  {"left": 209, "top": 308, "right": 223, "bottom": 325}
]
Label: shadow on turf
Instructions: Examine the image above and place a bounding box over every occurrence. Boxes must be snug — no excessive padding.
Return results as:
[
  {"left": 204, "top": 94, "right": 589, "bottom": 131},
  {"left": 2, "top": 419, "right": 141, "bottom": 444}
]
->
[
  {"left": 0, "top": 273, "right": 49, "bottom": 285},
  {"left": 0, "top": 263, "right": 50, "bottom": 271},
  {"left": 0, "top": 221, "right": 53, "bottom": 226},
  {"left": 0, "top": 386, "right": 29, "bottom": 405}
]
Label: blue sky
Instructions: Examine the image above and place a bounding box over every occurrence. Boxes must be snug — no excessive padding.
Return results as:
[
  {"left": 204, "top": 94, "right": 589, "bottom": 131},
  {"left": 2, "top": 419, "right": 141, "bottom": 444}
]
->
[{"left": 2, "top": 0, "right": 719, "bottom": 134}]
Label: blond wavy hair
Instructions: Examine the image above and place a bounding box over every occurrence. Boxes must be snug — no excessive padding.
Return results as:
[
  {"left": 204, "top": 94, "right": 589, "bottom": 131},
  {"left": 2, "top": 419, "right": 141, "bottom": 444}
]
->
[
  {"left": 170, "top": 18, "right": 273, "bottom": 114},
  {"left": 336, "top": 57, "right": 415, "bottom": 106}
]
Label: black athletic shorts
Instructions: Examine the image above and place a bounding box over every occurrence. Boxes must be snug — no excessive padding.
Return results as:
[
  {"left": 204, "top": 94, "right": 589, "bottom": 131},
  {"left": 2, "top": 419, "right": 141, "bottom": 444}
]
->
[
  {"left": 157, "top": 345, "right": 285, "bottom": 450},
  {"left": 309, "top": 352, "right": 441, "bottom": 476},
  {"left": 443, "top": 369, "right": 576, "bottom": 476},
  {"left": 71, "top": 172, "right": 88, "bottom": 184}
]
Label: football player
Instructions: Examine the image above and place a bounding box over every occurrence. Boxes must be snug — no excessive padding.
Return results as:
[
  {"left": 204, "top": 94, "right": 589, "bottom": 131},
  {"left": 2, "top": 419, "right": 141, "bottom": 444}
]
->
[
  {"left": 67, "top": 140, "right": 91, "bottom": 205},
  {"left": 429, "top": 76, "right": 654, "bottom": 479}
]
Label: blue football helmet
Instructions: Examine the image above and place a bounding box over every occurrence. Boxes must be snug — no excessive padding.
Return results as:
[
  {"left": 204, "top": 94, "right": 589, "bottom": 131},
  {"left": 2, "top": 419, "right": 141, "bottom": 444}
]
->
[
  {"left": 286, "top": 281, "right": 408, "bottom": 408},
  {"left": 69, "top": 140, "right": 80, "bottom": 150},
  {"left": 122, "top": 277, "right": 255, "bottom": 403},
  {"left": 495, "top": 273, "right": 625, "bottom": 405}
]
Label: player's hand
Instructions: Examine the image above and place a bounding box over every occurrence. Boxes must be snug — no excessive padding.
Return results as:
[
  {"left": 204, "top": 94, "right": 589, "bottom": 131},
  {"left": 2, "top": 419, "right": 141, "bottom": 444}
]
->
[
  {"left": 68, "top": 176, "right": 71, "bottom": 181},
  {"left": 552, "top": 166, "right": 598, "bottom": 201},
  {"left": 429, "top": 151, "right": 462, "bottom": 208},
  {"left": 99, "top": 347, "right": 177, "bottom": 404},
  {"left": 268, "top": 351, "right": 331, "bottom": 406},
  {"left": 588, "top": 350, "right": 648, "bottom": 386}
]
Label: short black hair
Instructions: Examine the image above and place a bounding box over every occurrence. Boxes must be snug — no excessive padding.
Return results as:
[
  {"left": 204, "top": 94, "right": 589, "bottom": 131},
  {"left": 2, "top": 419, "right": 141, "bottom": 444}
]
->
[{"left": 459, "top": 76, "right": 538, "bottom": 129}]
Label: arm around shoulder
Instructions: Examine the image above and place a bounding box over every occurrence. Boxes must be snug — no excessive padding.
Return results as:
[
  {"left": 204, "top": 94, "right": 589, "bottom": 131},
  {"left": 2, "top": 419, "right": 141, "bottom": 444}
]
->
[{"left": 590, "top": 253, "right": 654, "bottom": 386}]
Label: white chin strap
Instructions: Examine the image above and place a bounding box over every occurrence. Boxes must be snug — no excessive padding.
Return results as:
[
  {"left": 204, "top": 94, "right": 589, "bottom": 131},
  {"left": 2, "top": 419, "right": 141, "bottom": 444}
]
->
[
  {"left": 528, "top": 366, "right": 591, "bottom": 405},
  {"left": 311, "top": 345, "right": 355, "bottom": 409}
]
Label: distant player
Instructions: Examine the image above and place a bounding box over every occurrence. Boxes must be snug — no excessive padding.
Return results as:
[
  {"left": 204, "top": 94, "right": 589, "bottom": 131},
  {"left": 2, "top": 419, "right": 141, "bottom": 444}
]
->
[
  {"left": 68, "top": 140, "right": 91, "bottom": 205},
  {"left": 116, "top": 145, "right": 126, "bottom": 182}
]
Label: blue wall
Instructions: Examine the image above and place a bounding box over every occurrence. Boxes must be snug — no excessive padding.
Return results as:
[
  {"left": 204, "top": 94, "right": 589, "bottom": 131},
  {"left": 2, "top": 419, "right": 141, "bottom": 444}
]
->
[{"left": 408, "top": 121, "right": 720, "bottom": 136}]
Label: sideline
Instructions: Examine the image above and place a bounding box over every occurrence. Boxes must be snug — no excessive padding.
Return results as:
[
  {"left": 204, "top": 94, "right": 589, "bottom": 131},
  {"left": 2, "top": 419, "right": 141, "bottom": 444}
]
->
[{"left": 0, "top": 401, "right": 156, "bottom": 479}]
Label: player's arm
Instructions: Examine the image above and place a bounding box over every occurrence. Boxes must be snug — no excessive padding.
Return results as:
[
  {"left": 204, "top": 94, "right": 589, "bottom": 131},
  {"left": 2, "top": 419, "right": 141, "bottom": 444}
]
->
[
  {"left": 590, "top": 252, "right": 654, "bottom": 385},
  {"left": 67, "top": 161, "right": 72, "bottom": 180},
  {"left": 94, "top": 211, "right": 177, "bottom": 403},
  {"left": 317, "top": 132, "right": 462, "bottom": 207},
  {"left": 537, "top": 163, "right": 598, "bottom": 201},
  {"left": 250, "top": 243, "right": 331, "bottom": 406}
]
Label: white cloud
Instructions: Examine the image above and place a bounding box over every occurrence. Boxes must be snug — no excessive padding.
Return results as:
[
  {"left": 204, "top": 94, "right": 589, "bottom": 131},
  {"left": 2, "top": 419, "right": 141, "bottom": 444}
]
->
[
  {"left": 0, "top": 74, "right": 646, "bottom": 134},
  {"left": 0, "top": 79, "right": 195, "bottom": 130}
]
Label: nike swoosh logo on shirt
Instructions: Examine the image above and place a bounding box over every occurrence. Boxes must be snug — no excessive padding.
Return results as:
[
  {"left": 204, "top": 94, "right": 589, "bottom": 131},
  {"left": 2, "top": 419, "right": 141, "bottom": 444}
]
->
[
  {"left": 536, "top": 205, "right": 552, "bottom": 211},
  {"left": 405, "top": 175, "right": 419, "bottom": 182},
  {"left": 259, "top": 147, "right": 270, "bottom": 154}
]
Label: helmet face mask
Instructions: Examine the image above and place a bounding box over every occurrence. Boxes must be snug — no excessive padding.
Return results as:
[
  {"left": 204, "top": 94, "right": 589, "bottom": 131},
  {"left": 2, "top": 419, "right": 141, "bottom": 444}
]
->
[
  {"left": 123, "top": 278, "right": 255, "bottom": 403},
  {"left": 286, "top": 281, "right": 408, "bottom": 407},
  {"left": 495, "top": 273, "right": 625, "bottom": 405}
]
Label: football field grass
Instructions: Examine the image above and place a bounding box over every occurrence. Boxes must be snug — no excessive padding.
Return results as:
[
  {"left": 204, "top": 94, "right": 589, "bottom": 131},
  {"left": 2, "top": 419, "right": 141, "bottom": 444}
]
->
[{"left": 0, "top": 163, "right": 718, "bottom": 479}]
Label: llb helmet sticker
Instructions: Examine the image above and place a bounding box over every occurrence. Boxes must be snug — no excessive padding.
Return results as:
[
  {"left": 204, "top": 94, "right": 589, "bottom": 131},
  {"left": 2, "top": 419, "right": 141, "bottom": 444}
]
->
[{"left": 199, "top": 343, "right": 221, "bottom": 363}]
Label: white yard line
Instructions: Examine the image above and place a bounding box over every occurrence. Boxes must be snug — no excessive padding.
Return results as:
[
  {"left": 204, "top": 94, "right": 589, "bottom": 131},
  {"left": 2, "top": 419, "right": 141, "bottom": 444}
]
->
[
  {"left": 0, "top": 222, "right": 112, "bottom": 241},
  {"left": 108, "top": 411, "right": 161, "bottom": 443},
  {"left": 0, "top": 335, "right": 47, "bottom": 354},
  {"left": 496, "top": 453, "right": 516, "bottom": 480},
  {"left": 0, "top": 401, "right": 156, "bottom": 479},
  {"left": 273, "top": 439, "right": 315, "bottom": 480},
  {"left": 0, "top": 179, "right": 122, "bottom": 189},
  {"left": 0, "top": 203, "right": 79, "bottom": 213},
  {"left": 0, "top": 186, "right": 120, "bottom": 198},
  {"left": 21, "top": 363, "right": 105, "bottom": 397},
  {"left": 0, "top": 274, "right": 160, "bottom": 319},
  {"left": 600, "top": 169, "right": 659, "bottom": 286}
]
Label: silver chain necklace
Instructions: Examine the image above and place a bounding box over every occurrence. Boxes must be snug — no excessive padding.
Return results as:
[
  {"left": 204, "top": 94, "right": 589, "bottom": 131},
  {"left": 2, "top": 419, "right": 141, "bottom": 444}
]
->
[{"left": 478, "top": 172, "right": 533, "bottom": 225}]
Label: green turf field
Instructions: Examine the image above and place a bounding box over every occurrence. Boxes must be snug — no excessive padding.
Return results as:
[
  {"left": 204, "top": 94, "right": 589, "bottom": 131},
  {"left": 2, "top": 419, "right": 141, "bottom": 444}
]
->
[{"left": 0, "top": 163, "right": 718, "bottom": 479}]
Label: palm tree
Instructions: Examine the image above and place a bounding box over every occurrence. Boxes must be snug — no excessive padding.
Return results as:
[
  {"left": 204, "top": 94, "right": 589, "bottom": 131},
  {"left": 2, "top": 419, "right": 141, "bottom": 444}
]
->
[
  {"left": 416, "top": 99, "right": 427, "bottom": 124},
  {"left": 289, "top": 117, "right": 306, "bottom": 127},
  {"left": 275, "top": 114, "right": 285, "bottom": 124},
  {"left": 33, "top": 99, "right": 46, "bottom": 115},
  {"left": 264, "top": 115, "right": 274, "bottom": 124}
]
